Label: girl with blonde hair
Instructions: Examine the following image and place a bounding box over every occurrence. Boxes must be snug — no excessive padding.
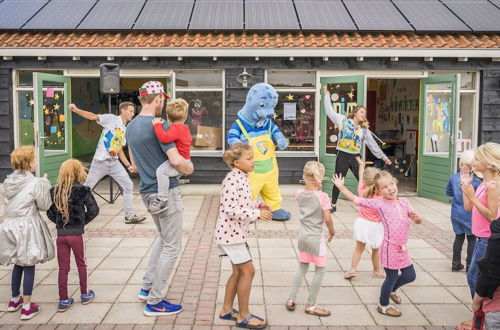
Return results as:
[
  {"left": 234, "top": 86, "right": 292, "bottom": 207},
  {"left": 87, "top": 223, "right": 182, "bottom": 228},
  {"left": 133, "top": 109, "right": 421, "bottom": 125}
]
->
[
  {"left": 344, "top": 157, "right": 384, "bottom": 280},
  {"left": 47, "top": 159, "right": 99, "bottom": 312},
  {"left": 0, "top": 146, "right": 54, "bottom": 320},
  {"left": 286, "top": 161, "right": 335, "bottom": 317}
]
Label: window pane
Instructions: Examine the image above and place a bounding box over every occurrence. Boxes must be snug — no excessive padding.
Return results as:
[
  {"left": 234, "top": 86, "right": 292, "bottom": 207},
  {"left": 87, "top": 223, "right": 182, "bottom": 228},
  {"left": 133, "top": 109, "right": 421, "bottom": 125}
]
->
[
  {"left": 460, "top": 72, "right": 475, "bottom": 90},
  {"left": 175, "top": 70, "right": 222, "bottom": 88},
  {"left": 42, "top": 88, "right": 66, "bottom": 152},
  {"left": 18, "top": 91, "right": 35, "bottom": 146},
  {"left": 274, "top": 92, "right": 315, "bottom": 151},
  {"left": 424, "top": 84, "right": 452, "bottom": 154},
  {"left": 324, "top": 82, "right": 359, "bottom": 154},
  {"left": 457, "top": 93, "right": 475, "bottom": 153},
  {"left": 268, "top": 71, "right": 315, "bottom": 88},
  {"left": 175, "top": 91, "right": 223, "bottom": 151},
  {"left": 18, "top": 70, "right": 64, "bottom": 87}
]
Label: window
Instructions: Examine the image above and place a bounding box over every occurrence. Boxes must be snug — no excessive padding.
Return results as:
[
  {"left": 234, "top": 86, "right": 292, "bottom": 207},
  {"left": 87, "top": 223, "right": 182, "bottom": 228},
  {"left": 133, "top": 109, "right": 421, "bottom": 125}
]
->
[
  {"left": 174, "top": 70, "right": 224, "bottom": 152},
  {"left": 14, "top": 70, "right": 64, "bottom": 147},
  {"left": 267, "top": 71, "right": 316, "bottom": 152}
]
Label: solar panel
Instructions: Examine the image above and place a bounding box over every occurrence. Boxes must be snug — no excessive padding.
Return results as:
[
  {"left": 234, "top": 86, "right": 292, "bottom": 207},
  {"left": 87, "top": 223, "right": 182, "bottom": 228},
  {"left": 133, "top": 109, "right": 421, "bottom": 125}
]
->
[
  {"left": 393, "top": 0, "right": 470, "bottom": 31},
  {"left": 245, "top": 0, "right": 300, "bottom": 30},
  {"left": 78, "top": 0, "right": 146, "bottom": 30},
  {"left": 0, "top": 0, "right": 48, "bottom": 29},
  {"left": 442, "top": 0, "right": 500, "bottom": 31},
  {"left": 190, "top": 0, "right": 243, "bottom": 30},
  {"left": 295, "top": 0, "right": 356, "bottom": 31},
  {"left": 134, "top": 0, "right": 193, "bottom": 30},
  {"left": 23, "top": 0, "right": 96, "bottom": 30},
  {"left": 343, "top": 0, "right": 413, "bottom": 31}
]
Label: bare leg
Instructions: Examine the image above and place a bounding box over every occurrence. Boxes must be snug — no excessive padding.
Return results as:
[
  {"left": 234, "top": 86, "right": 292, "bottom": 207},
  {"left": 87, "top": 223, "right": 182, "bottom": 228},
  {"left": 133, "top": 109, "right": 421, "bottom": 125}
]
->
[
  {"left": 236, "top": 262, "right": 266, "bottom": 327},
  {"left": 372, "top": 248, "right": 383, "bottom": 273},
  {"left": 349, "top": 241, "right": 366, "bottom": 272},
  {"left": 220, "top": 263, "right": 241, "bottom": 317}
]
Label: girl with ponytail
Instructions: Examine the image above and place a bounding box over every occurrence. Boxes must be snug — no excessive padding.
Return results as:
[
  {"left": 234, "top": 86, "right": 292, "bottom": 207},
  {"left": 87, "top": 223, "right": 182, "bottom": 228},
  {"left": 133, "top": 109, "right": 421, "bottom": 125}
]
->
[
  {"left": 344, "top": 157, "right": 384, "bottom": 280},
  {"left": 47, "top": 159, "right": 99, "bottom": 312},
  {"left": 286, "top": 161, "right": 335, "bottom": 317}
]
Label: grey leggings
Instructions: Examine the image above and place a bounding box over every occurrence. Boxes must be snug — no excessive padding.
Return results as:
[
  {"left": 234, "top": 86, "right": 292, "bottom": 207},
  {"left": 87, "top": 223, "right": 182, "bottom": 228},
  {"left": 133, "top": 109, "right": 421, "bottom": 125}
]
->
[{"left": 288, "top": 262, "right": 325, "bottom": 305}]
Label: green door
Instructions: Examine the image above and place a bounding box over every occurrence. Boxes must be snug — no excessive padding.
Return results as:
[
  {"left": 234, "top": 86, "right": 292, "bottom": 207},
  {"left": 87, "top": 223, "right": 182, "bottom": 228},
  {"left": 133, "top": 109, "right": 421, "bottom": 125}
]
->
[
  {"left": 33, "top": 72, "right": 72, "bottom": 185},
  {"left": 320, "top": 75, "right": 365, "bottom": 197},
  {"left": 418, "top": 75, "right": 457, "bottom": 202}
]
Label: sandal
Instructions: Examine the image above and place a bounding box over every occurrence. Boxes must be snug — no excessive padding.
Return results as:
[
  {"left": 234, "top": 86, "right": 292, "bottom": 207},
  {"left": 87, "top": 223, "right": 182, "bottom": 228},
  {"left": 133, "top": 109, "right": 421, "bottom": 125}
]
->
[
  {"left": 219, "top": 308, "right": 239, "bottom": 320},
  {"left": 390, "top": 292, "right": 402, "bottom": 304},
  {"left": 377, "top": 304, "right": 401, "bottom": 317},
  {"left": 285, "top": 299, "right": 296, "bottom": 311},
  {"left": 455, "top": 320, "right": 473, "bottom": 330},
  {"left": 372, "top": 270, "right": 385, "bottom": 278},
  {"left": 305, "top": 305, "right": 331, "bottom": 317},
  {"left": 343, "top": 270, "right": 357, "bottom": 280},
  {"left": 235, "top": 314, "right": 267, "bottom": 329}
]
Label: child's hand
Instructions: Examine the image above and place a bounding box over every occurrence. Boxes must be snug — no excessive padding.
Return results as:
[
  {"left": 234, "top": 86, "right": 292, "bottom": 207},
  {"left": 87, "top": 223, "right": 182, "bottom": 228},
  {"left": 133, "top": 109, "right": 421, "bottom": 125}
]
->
[
  {"left": 69, "top": 104, "right": 78, "bottom": 113},
  {"left": 355, "top": 156, "right": 365, "bottom": 168},
  {"left": 460, "top": 165, "right": 473, "bottom": 185},
  {"left": 331, "top": 174, "right": 345, "bottom": 188},
  {"left": 152, "top": 118, "right": 164, "bottom": 125},
  {"left": 260, "top": 203, "right": 271, "bottom": 211},
  {"left": 462, "top": 183, "right": 476, "bottom": 200},
  {"left": 409, "top": 211, "right": 422, "bottom": 224},
  {"left": 42, "top": 173, "right": 48, "bottom": 179},
  {"left": 327, "top": 228, "right": 335, "bottom": 243},
  {"left": 385, "top": 158, "right": 392, "bottom": 166},
  {"left": 259, "top": 209, "right": 272, "bottom": 221},
  {"left": 323, "top": 85, "right": 330, "bottom": 96}
]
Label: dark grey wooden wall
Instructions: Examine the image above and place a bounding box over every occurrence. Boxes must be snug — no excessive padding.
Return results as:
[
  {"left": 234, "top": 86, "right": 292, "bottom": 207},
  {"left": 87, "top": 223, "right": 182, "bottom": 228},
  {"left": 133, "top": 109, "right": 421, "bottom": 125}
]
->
[
  {"left": 480, "top": 71, "right": 500, "bottom": 143},
  {"left": 0, "top": 69, "right": 13, "bottom": 180},
  {"left": 1, "top": 57, "right": 500, "bottom": 182}
]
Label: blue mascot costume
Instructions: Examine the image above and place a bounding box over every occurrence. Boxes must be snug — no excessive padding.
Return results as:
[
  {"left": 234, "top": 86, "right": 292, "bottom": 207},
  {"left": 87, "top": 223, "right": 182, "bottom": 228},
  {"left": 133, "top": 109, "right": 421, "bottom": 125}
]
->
[{"left": 227, "top": 83, "right": 291, "bottom": 221}]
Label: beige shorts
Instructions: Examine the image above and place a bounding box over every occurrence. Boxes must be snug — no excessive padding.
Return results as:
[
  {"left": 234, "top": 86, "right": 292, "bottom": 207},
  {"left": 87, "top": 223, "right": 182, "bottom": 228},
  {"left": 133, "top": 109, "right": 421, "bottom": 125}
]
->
[{"left": 217, "top": 243, "right": 252, "bottom": 265}]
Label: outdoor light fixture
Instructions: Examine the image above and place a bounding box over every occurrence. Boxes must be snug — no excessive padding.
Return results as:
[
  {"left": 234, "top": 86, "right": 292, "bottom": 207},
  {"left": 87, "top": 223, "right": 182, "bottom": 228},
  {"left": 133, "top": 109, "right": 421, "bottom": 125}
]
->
[{"left": 236, "top": 68, "right": 254, "bottom": 88}]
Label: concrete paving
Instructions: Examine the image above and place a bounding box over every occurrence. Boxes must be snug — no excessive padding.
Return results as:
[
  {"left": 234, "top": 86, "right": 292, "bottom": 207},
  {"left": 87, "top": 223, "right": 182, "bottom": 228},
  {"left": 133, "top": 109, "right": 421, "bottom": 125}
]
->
[{"left": 0, "top": 183, "right": 472, "bottom": 329}]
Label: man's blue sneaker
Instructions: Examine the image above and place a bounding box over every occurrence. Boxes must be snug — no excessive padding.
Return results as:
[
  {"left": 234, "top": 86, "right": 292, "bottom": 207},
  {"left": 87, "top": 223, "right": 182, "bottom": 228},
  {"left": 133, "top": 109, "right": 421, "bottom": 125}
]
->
[
  {"left": 81, "top": 290, "right": 95, "bottom": 305},
  {"left": 144, "top": 300, "right": 182, "bottom": 316},
  {"left": 57, "top": 297, "right": 74, "bottom": 312},
  {"left": 138, "top": 289, "right": 150, "bottom": 302}
]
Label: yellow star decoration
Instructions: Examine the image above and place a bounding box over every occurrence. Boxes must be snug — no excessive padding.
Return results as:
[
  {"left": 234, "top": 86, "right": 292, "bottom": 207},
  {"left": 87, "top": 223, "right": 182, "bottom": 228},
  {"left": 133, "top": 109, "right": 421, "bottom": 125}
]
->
[
  {"left": 348, "top": 91, "right": 354, "bottom": 100},
  {"left": 44, "top": 109, "right": 49, "bottom": 115},
  {"left": 29, "top": 99, "right": 34, "bottom": 106},
  {"left": 286, "top": 93, "right": 294, "bottom": 101},
  {"left": 57, "top": 131, "right": 61, "bottom": 137},
  {"left": 54, "top": 104, "right": 60, "bottom": 111},
  {"left": 403, "top": 160, "right": 407, "bottom": 164},
  {"left": 54, "top": 94, "right": 60, "bottom": 100}
]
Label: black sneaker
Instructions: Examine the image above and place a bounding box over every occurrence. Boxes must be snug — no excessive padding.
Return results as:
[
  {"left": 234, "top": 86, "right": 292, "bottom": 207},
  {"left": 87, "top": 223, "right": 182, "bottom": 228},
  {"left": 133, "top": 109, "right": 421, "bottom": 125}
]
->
[
  {"left": 330, "top": 205, "right": 336, "bottom": 213},
  {"left": 452, "top": 263, "right": 465, "bottom": 272},
  {"left": 125, "top": 215, "right": 146, "bottom": 224}
]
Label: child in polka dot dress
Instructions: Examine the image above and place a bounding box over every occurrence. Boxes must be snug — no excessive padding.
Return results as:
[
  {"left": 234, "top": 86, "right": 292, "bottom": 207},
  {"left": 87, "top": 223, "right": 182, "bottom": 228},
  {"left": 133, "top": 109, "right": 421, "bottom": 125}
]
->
[
  {"left": 332, "top": 170, "right": 423, "bottom": 318},
  {"left": 214, "top": 143, "right": 272, "bottom": 329}
]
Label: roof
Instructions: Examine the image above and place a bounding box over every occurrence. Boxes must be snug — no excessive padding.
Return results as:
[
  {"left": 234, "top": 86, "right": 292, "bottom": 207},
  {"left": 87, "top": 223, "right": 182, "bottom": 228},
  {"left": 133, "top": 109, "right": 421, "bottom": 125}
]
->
[
  {"left": 0, "top": 0, "right": 499, "bottom": 33},
  {"left": 1, "top": 31, "right": 499, "bottom": 49}
]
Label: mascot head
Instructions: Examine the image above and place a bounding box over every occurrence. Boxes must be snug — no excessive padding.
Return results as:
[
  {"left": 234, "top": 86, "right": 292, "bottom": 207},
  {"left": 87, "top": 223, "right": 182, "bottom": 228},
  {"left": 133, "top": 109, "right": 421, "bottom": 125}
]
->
[{"left": 238, "top": 83, "right": 278, "bottom": 127}]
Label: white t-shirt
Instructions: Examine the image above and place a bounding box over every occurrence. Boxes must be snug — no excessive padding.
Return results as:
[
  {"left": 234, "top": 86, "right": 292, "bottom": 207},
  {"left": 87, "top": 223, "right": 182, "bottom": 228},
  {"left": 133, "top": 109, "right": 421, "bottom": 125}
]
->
[{"left": 93, "top": 114, "right": 127, "bottom": 161}]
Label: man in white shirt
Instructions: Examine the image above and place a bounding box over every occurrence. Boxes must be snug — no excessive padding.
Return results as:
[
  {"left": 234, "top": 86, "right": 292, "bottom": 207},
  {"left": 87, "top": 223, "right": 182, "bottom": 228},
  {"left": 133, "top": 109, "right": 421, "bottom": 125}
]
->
[{"left": 70, "top": 102, "right": 146, "bottom": 224}]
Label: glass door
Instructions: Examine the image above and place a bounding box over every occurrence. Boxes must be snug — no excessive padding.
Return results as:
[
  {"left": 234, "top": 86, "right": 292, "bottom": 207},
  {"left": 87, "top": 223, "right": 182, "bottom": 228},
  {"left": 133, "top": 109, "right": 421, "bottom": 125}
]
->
[
  {"left": 418, "top": 75, "right": 457, "bottom": 202},
  {"left": 320, "top": 75, "right": 365, "bottom": 197},
  {"left": 33, "top": 72, "right": 72, "bottom": 185}
]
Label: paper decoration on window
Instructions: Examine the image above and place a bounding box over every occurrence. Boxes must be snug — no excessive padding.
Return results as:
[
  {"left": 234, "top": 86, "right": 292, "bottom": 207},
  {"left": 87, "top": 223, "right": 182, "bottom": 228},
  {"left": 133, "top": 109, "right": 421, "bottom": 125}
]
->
[
  {"left": 54, "top": 104, "right": 60, "bottom": 111},
  {"left": 29, "top": 99, "right": 34, "bottom": 106},
  {"left": 50, "top": 126, "right": 57, "bottom": 133},
  {"left": 46, "top": 88, "right": 54, "bottom": 98},
  {"left": 56, "top": 131, "right": 61, "bottom": 137},
  {"left": 44, "top": 109, "right": 49, "bottom": 115},
  {"left": 59, "top": 114, "right": 65, "bottom": 122},
  {"left": 286, "top": 93, "right": 294, "bottom": 101},
  {"left": 54, "top": 93, "right": 60, "bottom": 100},
  {"left": 283, "top": 103, "right": 296, "bottom": 120}
]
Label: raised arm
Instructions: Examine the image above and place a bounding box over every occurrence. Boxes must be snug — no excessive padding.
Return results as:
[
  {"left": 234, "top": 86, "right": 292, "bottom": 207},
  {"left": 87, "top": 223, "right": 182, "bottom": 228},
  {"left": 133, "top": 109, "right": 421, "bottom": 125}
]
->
[
  {"left": 69, "top": 104, "right": 99, "bottom": 121},
  {"left": 364, "top": 129, "right": 390, "bottom": 164},
  {"left": 463, "top": 183, "right": 499, "bottom": 221},
  {"left": 166, "top": 147, "right": 194, "bottom": 175},
  {"left": 323, "top": 86, "right": 343, "bottom": 127},
  {"left": 331, "top": 174, "right": 357, "bottom": 202}
]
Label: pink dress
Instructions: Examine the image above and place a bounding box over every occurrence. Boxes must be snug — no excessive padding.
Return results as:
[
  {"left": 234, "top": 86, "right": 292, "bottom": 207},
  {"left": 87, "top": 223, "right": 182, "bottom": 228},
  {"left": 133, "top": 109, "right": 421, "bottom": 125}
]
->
[
  {"left": 296, "top": 190, "right": 331, "bottom": 267},
  {"left": 354, "top": 197, "right": 416, "bottom": 270}
]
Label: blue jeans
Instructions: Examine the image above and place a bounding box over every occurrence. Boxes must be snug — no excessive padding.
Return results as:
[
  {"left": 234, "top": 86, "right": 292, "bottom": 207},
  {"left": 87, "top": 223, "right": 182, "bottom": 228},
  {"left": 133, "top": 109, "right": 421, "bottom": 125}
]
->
[
  {"left": 379, "top": 265, "right": 416, "bottom": 306},
  {"left": 467, "top": 237, "right": 488, "bottom": 298}
]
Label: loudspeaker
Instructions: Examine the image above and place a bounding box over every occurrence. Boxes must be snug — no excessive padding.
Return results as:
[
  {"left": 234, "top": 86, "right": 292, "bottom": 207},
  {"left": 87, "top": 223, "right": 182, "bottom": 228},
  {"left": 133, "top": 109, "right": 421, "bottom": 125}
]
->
[{"left": 100, "top": 63, "right": 120, "bottom": 94}]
